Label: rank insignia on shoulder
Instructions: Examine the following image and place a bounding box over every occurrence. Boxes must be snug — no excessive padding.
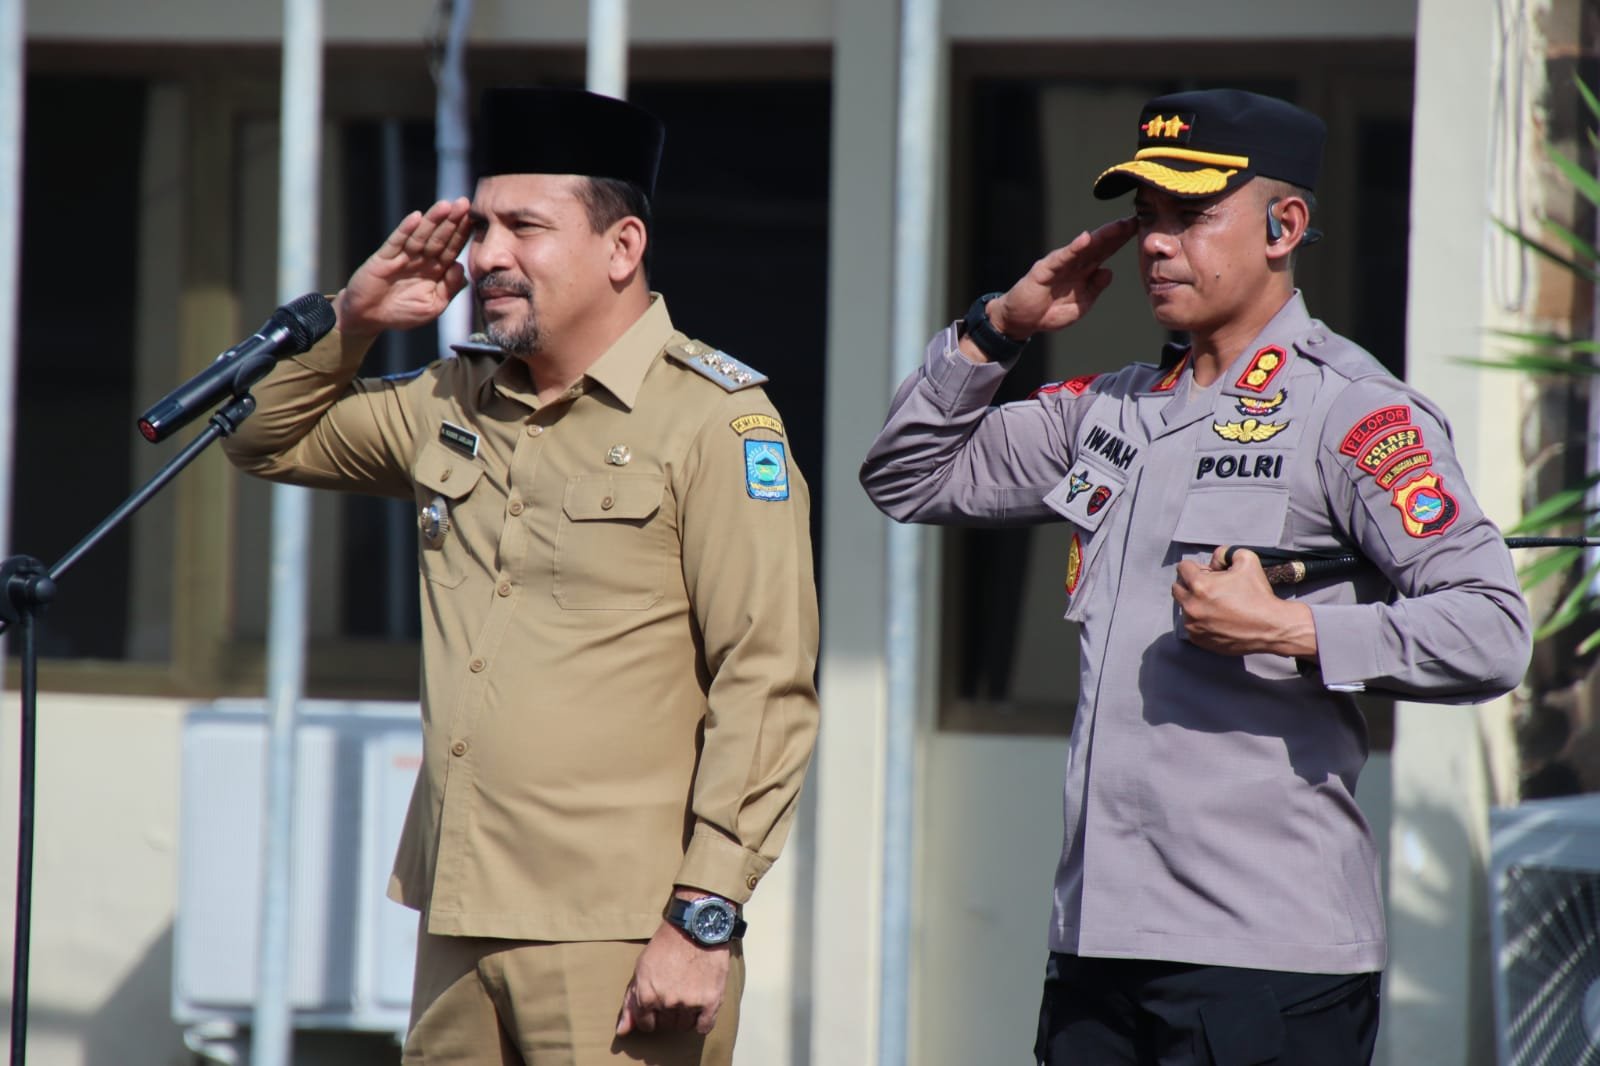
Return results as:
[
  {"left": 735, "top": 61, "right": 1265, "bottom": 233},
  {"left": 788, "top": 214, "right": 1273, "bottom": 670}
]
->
[
  {"left": 670, "top": 340, "right": 769, "bottom": 392},
  {"left": 731, "top": 413, "right": 784, "bottom": 436},
  {"left": 1212, "top": 418, "right": 1289, "bottom": 443},
  {"left": 745, "top": 440, "right": 790, "bottom": 501},
  {"left": 449, "top": 332, "right": 507, "bottom": 358},
  {"left": 1235, "top": 345, "right": 1288, "bottom": 393},
  {"left": 1153, "top": 353, "right": 1189, "bottom": 393},
  {"left": 439, "top": 420, "right": 480, "bottom": 458},
  {"left": 1031, "top": 374, "right": 1099, "bottom": 400},
  {"left": 1391, "top": 471, "right": 1458, "bottom": 537}
]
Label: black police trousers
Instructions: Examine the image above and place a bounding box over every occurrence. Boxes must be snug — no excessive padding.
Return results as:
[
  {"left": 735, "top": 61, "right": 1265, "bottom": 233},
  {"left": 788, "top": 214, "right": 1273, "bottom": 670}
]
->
[{"left": 1033, "top": 952, "right": 1381, "bottom": 1066}]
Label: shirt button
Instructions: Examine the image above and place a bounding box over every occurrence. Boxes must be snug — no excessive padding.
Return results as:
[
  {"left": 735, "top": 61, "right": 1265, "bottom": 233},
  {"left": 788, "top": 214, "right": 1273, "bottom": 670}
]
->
[
  {"left": 746, "top": 874, "right": 759, "bottom": 891},
  {"left": 469, "top": 657, "right": 486, "bottom": 673},
  {"left": 508, "top": 500, "right": 524, "bottom": 516},
  {"left": 440, "top": 467, "right": 452, "bottom": 481},
  {"left": 451, "top": 740, "right": 468, "bottom": 757},
  {"left": 497, "top": 581, "right": 512, "bottom": 597},
  {"left": 601, "top": 495, "right": 614, "bottom": 510},
  {"left": 527, "top": 424, "right": 543, "bottom": 437}
]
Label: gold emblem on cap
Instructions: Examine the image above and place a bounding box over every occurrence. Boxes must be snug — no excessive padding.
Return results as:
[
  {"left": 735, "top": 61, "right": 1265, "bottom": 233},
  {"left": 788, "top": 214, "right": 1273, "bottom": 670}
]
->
[
  {"left": 606, "top": 444, "right": 632, "bottom": 466},
  {"left": 1141, "top": 115, "right": 1191, "bottom": 139}
]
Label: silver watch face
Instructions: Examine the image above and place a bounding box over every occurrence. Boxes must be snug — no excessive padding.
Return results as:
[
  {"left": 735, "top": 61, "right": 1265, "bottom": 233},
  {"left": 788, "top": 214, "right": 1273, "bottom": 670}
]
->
[{"left": 688, "top": 898, "right": 736, "bottom": 945}]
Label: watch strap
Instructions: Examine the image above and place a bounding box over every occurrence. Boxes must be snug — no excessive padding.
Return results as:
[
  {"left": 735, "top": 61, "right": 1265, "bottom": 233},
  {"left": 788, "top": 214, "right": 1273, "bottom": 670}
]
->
[{"left": 963, "top": 291, "right": 1029, "bottom": 361}]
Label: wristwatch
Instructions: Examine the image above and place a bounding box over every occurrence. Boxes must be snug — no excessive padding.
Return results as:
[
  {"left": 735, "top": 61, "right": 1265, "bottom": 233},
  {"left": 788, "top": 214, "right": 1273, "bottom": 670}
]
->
[
  {"left": 665, "top": 895, "right": 747, "bottom": 946},
  {"left": 961, "top": 291, "right": 1029, "bottom": 361}
]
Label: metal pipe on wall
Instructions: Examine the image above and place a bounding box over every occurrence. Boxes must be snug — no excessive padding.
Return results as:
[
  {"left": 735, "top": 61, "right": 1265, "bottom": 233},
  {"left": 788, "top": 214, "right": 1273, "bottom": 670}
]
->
[
  {"left": 881, "top": 0, "right": 940, "bottom": 1063},
  {"left": 587, "top": 0, "right": 629, "bottom": 100},
  {"left": 433, "top": 0, "right": 473, "bottom": 360},
  {"left": 0, "top": 0, "right": 23, "bottom": 581},
  {"left": 251, "top": 0, "right": 323, "bottom": 1061}
]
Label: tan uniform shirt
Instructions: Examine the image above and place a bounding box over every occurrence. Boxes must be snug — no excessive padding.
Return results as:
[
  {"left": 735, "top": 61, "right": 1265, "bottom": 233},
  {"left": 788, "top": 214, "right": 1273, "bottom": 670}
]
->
[{"left": 223, "top": 296, "right": 820, "bottom": 941}]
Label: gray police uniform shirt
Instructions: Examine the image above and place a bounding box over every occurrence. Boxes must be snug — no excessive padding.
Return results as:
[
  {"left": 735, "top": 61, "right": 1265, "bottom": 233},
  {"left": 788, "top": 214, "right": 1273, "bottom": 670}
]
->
[{"left": 860, "top": 292, "right": 1531, "bottom": 974}]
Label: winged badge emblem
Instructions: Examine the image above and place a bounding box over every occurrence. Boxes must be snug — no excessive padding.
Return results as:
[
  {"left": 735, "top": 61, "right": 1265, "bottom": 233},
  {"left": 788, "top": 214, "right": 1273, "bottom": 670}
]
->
[{"left": 1212, "top": 418, "right": 1289, "bottom": 443}]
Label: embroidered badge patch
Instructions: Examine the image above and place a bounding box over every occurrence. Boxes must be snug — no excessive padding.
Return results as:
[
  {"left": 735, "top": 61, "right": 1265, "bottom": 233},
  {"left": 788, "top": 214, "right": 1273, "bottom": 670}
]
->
[
  {"left": 439, "top": 420, "right": 480, "bottom": 459},
  {"left": 1234, "top": 345, "right": 1287, "bottom": 393},
  {"left": 1339, "top": 405, "right": 1412, "bottom": 457},
  {"left": 1212, "top": 418, "right": 1289, "bottom": 443},
  {"left": 1375, "top": 450, "right": 1433, "bottom": 491},
  {"left": 1357, "top": 426, "right": 1425, "bottom": 474},
  {"left": 1065, "top": 533, "right": 1084, "bottom": 595},
  {"left": 1236, "top": 389, "right": 1286, "bottom": 416},
  {"left": 744, "top": 440, "right": 790, "bottom": 501},
  {"left": 731, "top": 414, "right": 784, "bottom": 436},
  {"left": 1153, "top": 353, "right": 1189, "bottom": 393},
  {"left": 1087, "top": 486, "right": 1112, "bottom": 515},
  {"left": 1065, "top": 470, "right": 1092, "bottom": 503},
  {"left": 1031, "top": 374, "right": 1100, "bottom": 400},
  {"left": 1391, "top": 471, "right": 1458, "bottom": 537}
]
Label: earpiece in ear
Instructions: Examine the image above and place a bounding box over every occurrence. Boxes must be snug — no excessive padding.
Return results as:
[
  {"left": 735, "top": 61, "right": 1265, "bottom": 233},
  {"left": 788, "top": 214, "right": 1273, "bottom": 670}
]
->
[{"left": 1266, "top": 197, "right": 1284, "bottom": 242}]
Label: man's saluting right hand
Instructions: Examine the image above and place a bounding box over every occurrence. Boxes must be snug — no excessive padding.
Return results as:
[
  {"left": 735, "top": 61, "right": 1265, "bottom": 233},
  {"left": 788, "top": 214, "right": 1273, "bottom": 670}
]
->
[
  {"left": 335, "top": 196, "right": 474, "bottom": 341},
  {"left": 960, "top": 215, "right": 1137, "bottom": 365}
]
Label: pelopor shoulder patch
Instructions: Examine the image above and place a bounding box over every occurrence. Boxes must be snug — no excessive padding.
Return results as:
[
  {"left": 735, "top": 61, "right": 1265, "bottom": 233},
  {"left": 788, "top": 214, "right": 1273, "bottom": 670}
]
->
[
  {"left": 668, "top": 340, "right": 769, "bottom": 392},
  {"left": 744, "top": 440, "right": 790, "bottom": 501}
]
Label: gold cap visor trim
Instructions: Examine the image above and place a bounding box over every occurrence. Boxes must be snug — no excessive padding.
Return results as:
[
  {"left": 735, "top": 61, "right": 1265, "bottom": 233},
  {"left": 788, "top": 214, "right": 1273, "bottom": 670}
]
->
[{"left": 1094, "top": 159, "right": 1240, "bottom": 197}]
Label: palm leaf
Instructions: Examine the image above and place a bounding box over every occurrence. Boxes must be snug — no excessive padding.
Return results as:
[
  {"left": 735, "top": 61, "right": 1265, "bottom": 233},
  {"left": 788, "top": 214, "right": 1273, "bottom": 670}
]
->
[
  {"left": 1507, "top": 479, "right": 1600, "bottom": 534},
  {"left": 1533, "top": 556, "right": 1600, "bottom": 640},
  {"left": 1460, "top": 353, "right": 1600, "bottom": 375},
  {"left": 1577, "top": 74, "right": 1600, "bottom": 125},
  {"left": 1577, "top": 626, "right": 1600, "bottom": 655},
  {"left": 1518, "top": 545, "right": 1583, "bottom": 589},
  {"left": 1541, "top": 212, "right": 1600, "bottom": 263},
  {"left": 1486, "top": 328, "right": 1600, "bottom": 353},
  {"left": 1494, "top": 218, "right": 1600, "bottom": 285},
  {"left": 1549, "top": 151, "right": 1600, "bottom": 212}
]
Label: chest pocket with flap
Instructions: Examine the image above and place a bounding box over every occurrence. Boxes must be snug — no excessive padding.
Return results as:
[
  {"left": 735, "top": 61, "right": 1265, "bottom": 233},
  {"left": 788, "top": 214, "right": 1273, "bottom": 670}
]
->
[
  {"left": 555, "top": 473, "right": 670, "bottom": 610},
  {"left": 412, "top": 439, "right": 488, "bottom": 589}
]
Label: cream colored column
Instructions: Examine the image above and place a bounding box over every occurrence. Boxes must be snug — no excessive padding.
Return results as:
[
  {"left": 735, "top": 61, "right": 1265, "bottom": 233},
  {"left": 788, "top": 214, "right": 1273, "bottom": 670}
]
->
[
  {"left": 1393, "top": 1, "right": 1533, "bottom": 1063},
  {"left": 807, "top": 0, "right": 899, "bottom": 1062}
]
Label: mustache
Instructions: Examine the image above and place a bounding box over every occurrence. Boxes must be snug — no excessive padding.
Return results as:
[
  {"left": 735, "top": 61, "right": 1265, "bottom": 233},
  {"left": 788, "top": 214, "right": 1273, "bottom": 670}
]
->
[{"left": 474, "top": 273, "right": 532, "bottom": 300}]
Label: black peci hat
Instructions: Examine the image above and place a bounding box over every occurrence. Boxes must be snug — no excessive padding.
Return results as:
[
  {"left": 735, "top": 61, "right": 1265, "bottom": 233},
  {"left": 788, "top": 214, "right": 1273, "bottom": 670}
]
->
[
  {"left": 475, "top": 87, "right": 666, "bottom": 198},
  {"left": 1092, "top": 89, "right": 1325, "bottom": 200}
]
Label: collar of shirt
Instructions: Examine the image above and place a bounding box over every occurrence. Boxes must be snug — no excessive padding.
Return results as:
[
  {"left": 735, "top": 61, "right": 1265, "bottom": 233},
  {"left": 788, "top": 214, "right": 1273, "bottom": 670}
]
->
[{"left": 487, "top": 293, "right": 676, "bottom": 413}]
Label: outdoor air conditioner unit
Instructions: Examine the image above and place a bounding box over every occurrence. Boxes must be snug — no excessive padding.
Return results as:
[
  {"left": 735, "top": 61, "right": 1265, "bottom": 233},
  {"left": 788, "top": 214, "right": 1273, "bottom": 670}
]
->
[
  {"left": 1489, "top": 793, "right": 1600, "bottom": 1066},
  {"left": 172, "top": 700, "right": 423, "bottom": 1061}
]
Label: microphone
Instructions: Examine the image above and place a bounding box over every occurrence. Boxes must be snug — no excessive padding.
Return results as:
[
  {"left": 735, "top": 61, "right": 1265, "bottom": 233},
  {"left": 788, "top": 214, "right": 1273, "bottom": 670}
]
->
[{"left": 136, "top": 293, "right": 337, "bottom": 443}]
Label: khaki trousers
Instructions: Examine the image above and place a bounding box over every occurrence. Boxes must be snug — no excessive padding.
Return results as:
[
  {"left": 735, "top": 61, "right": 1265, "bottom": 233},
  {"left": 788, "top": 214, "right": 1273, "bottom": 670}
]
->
[{"left": 402, "top": 929, "right": 744, "bottom": 1066}]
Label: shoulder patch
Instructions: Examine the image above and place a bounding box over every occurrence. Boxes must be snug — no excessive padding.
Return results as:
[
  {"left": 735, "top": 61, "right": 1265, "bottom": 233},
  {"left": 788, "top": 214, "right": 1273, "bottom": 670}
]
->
[
  {"left": 744, "top": 440, "right": 790, "bottom": 501},
  {"left": 1339, "top": 405, "right": 1412, "bottom": 457},
  {"left": 1391, "top": 471, "right": 1458, "bottom": 537},
  {"left": 731, "top": 413, "right": 784, "bottom": 436},
  {"left": 1030, "top": 373, "right": 1099, "bottom": 400},
  {"left": 667, "top": 340, "right": 769, "bottom": 392}
]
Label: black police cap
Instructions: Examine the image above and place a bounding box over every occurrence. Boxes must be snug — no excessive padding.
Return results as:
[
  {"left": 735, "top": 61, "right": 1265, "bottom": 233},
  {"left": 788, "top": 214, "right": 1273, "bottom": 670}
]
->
[
  {"left": 475, "top": 87, "right": 666, "bottom": 198},
  {"left": 1093, "top": 89, "right": 1325, "bottom": 200}
]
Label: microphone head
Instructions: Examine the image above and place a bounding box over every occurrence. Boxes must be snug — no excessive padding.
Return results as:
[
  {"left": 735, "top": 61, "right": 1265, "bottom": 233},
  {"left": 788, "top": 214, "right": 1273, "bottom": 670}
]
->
[{"left": 273, "top": 293, "right": 338, "bottom": 352}]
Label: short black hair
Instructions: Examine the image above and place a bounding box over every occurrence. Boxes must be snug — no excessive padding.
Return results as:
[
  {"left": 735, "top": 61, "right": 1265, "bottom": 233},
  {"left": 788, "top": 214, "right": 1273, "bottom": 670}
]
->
[{"left": 574, "top": 176, "right": 654, "bottom": 282}]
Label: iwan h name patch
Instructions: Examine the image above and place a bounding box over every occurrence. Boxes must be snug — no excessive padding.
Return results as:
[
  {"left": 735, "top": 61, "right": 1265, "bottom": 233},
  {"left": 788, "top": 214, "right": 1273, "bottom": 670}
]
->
[
  {"left": 745, "top": 440, "right": 790, "bottom": 501},
  {"left": 439, "top": 420, "right": 480, "bottom": 458}
]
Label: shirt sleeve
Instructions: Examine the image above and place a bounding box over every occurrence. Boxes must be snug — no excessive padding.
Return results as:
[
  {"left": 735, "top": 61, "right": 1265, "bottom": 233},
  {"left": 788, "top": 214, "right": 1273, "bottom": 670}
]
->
[
  {"left": 1308, "top": 380, "right": 1532, "bottom": 701},
  {"left": 860, "top": 324, "right": 1088, "bottom": 525},
  {"left": 671, "top": 389, "right": 821, "bottom": 904},
  {"left": 220, "top": 327, "right": 427, "bottom": 497}
]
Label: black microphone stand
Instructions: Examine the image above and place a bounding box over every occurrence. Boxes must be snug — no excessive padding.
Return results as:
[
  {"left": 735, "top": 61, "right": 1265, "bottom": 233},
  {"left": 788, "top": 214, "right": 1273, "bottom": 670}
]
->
[{"left": 0, "top": 393, "right": 258, "bottom": 1066}]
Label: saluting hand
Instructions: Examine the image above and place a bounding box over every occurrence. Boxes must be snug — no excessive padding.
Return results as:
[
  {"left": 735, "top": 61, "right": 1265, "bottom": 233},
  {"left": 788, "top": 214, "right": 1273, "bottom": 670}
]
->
[
  {"left": 1172, "top": 547, "right": 1319, "bottom": 660},
  {"left": 334, "top": 197, "right": 474, "bottom": 340},
  {"left": 983, "top": 216, "right": 1138, "bottom": 342}
]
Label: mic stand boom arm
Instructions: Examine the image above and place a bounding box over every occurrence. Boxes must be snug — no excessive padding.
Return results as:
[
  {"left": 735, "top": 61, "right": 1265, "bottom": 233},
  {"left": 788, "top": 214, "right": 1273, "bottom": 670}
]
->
[{"left": 0, "top": 392, "right": 257, "bottom": 1066}]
